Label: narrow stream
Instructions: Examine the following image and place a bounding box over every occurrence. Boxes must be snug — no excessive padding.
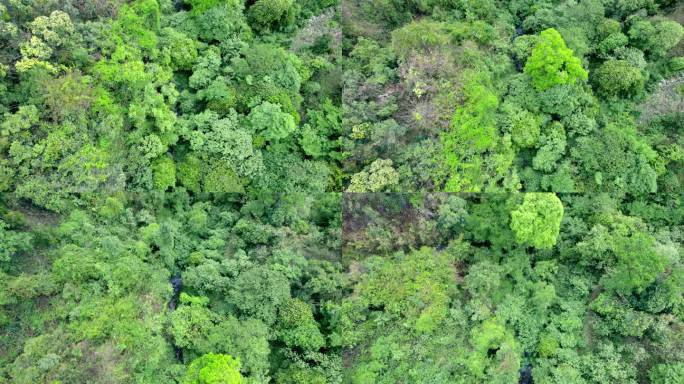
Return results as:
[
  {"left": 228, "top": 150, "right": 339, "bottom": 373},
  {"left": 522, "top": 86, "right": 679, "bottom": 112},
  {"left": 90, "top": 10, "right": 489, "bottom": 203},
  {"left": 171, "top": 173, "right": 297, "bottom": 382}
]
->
[
  {"left": 169, "top": 275, "right": 183, "bottom": 362},
  {"left": 169, "top": 276, "right": 182, "bottom": 310},
  {"left": 513, "top": 24, "right": 525, "bottom": 72},
  {"left": 519, "top": 362, "right": 533, "bottom": 384}
]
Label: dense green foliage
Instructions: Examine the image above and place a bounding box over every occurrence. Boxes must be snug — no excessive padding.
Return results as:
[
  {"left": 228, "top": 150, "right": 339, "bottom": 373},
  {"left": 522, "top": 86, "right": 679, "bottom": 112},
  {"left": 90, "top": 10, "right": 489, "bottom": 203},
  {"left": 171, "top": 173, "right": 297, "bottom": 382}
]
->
[
  {"left": 0, "top": 0, "right": 342, "bottom": 212},
  {"left": 510, "top": 192, "right": 564, "bottom": 249},
  {"left": 5, "top": 190, "right": 681, "bottom": 383},
  {"left": 342, "top": 0, "right": 684, "bottom": 193},
  {"left": 341, "top": 193, "right": 684, "bottom": 383},
  {"left": 2, "top": 0, "right": 684, "bottom": 383},
  {"left": 524, "top": 28, "right": 588, "bottom": 90},
  {"left": 183, "top": 353, "right": 244, "bottom": 384},
  {"left": 0, "top": 193, "right": 345, "bottom": 383}
]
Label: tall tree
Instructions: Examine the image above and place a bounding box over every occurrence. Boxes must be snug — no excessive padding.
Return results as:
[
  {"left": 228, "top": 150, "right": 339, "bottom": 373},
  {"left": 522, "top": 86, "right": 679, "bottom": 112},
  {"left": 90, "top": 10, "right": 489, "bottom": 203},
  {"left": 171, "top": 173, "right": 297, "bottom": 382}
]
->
[
  {"left": 510, "top": 193, "right": 564, "bottom": 249},
  {"left": 524, "top": 28, "right": 588, "bottom": 91}
]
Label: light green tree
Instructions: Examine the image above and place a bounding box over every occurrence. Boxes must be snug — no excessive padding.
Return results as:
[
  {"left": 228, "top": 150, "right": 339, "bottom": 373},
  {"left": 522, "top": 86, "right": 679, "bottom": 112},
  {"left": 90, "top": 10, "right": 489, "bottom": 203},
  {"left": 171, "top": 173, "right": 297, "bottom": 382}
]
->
[
  {"left": 500, "top": 102, "right": 540, "bottom": 148},
  {"left": 346, "top": 159, "right": 400, "bottom": 192},
  {"left": 248, "top": 101, "right": 297, "bottom": 142},
  {"left": 593, "top": 59, "right": 644, "bottom": 97},
  {"left": 510, "top": 193, "right": 564, "bottom": 249},
  {"left": 277, "top": 298, "right": 325, "bottom": 351},
  {"left": 468, "top": 318, "right": 519, "bottom": 380},
  {"left": 524, "top": 28, "right": 587, "bottom": 91},
  {"left": 248, "top": 0, "right": 295, "bottom": 31},
  {"left": 182, "top": 353, "right": 244, "bottom": 384},
  {"left": 28, "top": 11, "right": 74, "bottom": 47},
  {"left": 629, "top": 20, "right": 684, "bottom": 58},
  {"left": 649, "top": 363, "right": 684, "bottom": 384},
  {"left": 604, "top": 231, "right": 666, "bottom": 294},
  {"left": 152, "top": 155, "right": 176, "bottom": 191}
]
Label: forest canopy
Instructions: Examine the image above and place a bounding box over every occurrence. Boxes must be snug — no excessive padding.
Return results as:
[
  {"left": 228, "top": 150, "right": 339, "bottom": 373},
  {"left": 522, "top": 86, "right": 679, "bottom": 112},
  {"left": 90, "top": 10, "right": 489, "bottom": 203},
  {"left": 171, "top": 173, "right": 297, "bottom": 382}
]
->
[
  {"left": 3, "top": 191, "right": 683, "bottom": 383},
  {"left": 0, "top": 0, "right": 343, "bottom": 212},
  {"left": 1, "top": 0, "right": 684, "bottom": 383},
  {"left": 342, "top": 0, "right": 684, "bottom": 193},
  {"left": 340, "top": 193, "right": 684, "bottom": 384}
]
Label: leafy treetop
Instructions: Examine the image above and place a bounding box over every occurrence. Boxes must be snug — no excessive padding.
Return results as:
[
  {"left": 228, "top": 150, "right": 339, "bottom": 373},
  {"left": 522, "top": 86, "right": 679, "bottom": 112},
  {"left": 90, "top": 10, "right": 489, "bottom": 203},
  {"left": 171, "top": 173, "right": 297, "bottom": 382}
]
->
[{"left": 524, "top": 28, "right": 588, "bottom": 91}]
